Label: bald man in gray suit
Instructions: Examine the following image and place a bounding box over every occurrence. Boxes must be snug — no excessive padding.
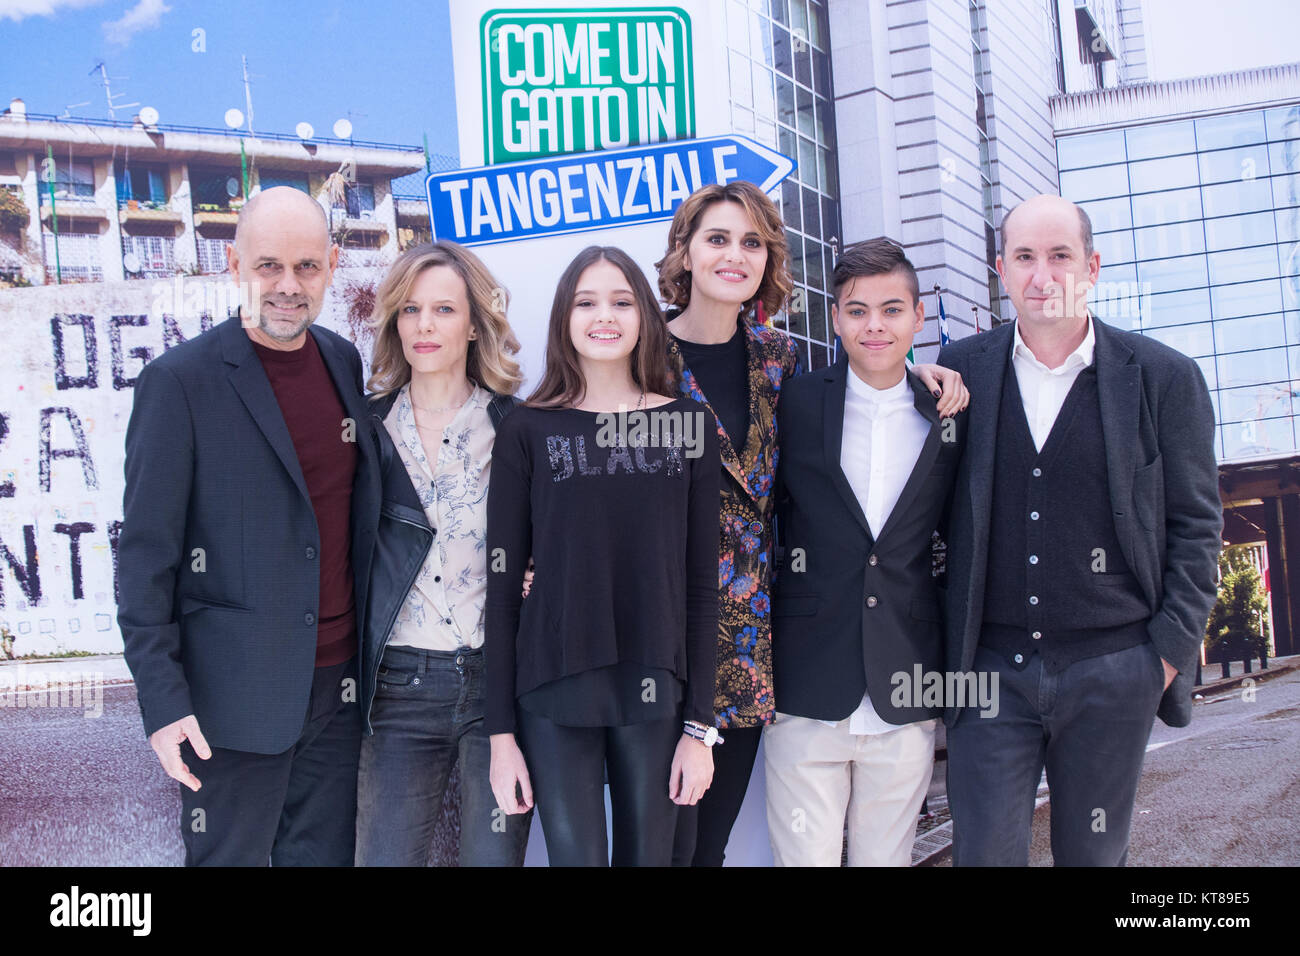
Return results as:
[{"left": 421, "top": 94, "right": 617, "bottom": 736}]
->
[{"left": 937, "top": 194, "right": 1221, "bottom": 866}]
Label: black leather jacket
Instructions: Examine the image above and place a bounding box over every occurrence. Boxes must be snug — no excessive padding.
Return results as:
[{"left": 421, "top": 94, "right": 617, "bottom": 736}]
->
[{"left": 360, "top": 388, "right": 519, "bottom": 735}]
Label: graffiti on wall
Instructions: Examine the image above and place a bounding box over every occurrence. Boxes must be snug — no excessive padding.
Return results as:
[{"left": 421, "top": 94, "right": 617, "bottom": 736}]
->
[{"left": 0, "top": 276, "right": 372, "bottom": 655}]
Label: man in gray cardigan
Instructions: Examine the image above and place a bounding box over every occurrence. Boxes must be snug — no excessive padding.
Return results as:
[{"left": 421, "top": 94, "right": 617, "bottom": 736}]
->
[{"left": 937, "top": 194, "right": 1221, "bottom": 865}]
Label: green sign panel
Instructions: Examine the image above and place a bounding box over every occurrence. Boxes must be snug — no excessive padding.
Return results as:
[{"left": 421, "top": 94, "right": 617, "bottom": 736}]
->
[{"left": 480, "top": 7, "right": 695, "bottom": 164}]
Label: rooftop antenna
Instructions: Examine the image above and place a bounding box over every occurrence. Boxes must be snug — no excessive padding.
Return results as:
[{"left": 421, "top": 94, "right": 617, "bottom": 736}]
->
[
  {"left": 241, "top": 54, "right": 256, "bottom": 137},
  {"left": 90, "top": 61, "right": 139, "bottom": 121},
  {"left": 59, "top": 101, "right": 91, "bottom": 120}
]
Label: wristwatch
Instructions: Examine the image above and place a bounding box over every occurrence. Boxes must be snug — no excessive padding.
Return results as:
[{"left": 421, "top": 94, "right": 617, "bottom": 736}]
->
[{"left": 683, "top": 720, "right": 724, "bottom": 747}]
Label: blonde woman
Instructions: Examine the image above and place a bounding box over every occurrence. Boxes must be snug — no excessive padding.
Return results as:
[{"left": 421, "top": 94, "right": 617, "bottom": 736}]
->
[{"left": 356, "top": 240, "right": 532, "bottom": 866}]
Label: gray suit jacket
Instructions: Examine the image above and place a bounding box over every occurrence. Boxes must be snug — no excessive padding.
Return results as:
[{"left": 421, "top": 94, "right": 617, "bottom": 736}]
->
[{"left": 937, "top": 316, "right": 1221, "bottom": 728}]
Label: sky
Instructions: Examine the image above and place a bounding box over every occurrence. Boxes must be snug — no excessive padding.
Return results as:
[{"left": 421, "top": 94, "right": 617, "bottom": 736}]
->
[
  {"left": 0, "top": 0, "right": 460, "bottom": 188},
  {"left": 1141, "top": 0, "right": 1300, "bottom": 79},
  {"left": 0, "top": 0, "right": 1294, "bottom": 171}
]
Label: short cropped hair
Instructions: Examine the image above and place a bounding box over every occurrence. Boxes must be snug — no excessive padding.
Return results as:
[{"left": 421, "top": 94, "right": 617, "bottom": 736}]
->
[
  {"left": 831, "top": 238, "right": 920, "bottom": 305},
  {"left": 999, "top": 202, "right": 1095, "bottom": 259}
]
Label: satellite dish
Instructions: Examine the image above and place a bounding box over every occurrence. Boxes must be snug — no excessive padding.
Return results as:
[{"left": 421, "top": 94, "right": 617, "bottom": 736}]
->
[
  {"left": 139, "top": 106, "right": 160, "bottom": 126},
  {"left": 226, "top": 177, "right": 239, "bottom": 197},
  {"left": 224, "top": 108, "right": 244, "bottom": 129},
  {"left": 123, "top": 252, "right": 142, "bottom": 274},
  {"left": 333, "top": 118, "right": 353, "bottom": 139},
  {"left": 296, "top": 122, "right": 314, "bottom": 140}
]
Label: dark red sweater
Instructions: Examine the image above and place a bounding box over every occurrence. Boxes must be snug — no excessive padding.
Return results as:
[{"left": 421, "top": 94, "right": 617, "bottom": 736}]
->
[{"left": 252, "top": 332, "right": 357, "bottom": 667}]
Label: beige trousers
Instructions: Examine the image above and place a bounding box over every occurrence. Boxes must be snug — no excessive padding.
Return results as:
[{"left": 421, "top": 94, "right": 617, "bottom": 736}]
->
[{"left": 763, "top": 712, "right": 937, "bottom": 866}]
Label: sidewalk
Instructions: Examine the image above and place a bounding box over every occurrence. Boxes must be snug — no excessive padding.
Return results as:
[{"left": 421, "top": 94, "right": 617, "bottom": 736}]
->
[
  {"left": 0, "top": 654, "right": 134, "bottom": 691},
  {"left": 913, "top": 653, "right": 1300, "bottom": 866},
  {"left": 5, "top": 650, "right": 1296, "bottom": 866},
  {"left": 1191, "top": 653, "right": 1300, "bottom": 697}
]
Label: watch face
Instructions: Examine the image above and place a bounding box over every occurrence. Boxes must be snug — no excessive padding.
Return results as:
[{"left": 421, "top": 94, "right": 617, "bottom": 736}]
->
[{"left": 704, "top": 727, "right": 718, "bottom": 746}]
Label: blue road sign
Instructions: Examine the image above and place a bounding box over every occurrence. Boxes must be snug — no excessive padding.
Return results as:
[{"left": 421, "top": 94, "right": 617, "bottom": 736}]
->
[{"left": 426, "top": 134, "right": 795, "bottom": 246}]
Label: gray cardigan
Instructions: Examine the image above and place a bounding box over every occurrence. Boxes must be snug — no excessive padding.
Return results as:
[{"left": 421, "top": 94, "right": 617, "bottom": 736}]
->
[{"left": 937, "top": 315, "right": 1221, "bottom": 728}]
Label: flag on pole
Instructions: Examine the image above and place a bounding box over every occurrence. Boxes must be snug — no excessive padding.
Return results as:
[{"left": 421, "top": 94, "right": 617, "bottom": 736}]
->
[{"left": 936, "top": 286, "right": 951, "bottom": 346}]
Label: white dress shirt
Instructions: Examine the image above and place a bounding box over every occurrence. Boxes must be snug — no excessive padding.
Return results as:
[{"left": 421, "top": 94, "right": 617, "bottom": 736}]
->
[
  {"left": 1011, "top": 316, "right": 1096, "bottom": 451},
  {"left": 827, "top": 364, "right": 932, "bottom": 736},
  {"left": 384, "top": 383, "right": 495, "bottom": 651}
]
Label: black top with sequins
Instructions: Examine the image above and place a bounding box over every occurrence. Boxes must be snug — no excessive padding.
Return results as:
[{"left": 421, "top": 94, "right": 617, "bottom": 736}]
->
[{"left": 484, "top": 398, "right": 721, "bottom": 735}]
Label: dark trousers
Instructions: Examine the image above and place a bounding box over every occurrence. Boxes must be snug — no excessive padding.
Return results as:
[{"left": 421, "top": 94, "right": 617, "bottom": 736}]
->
[
  {"left": 516, "top": 708, "right": 681, "bottom": 866},
  {"left": 947, "top": 640, "right": 1166, "bottom": 866},
  {"left": 672, "top": 724, "right": 762, "bottom": 866},
  {"left": 356, "top": 645, "right": 531, "bottom": 866},
  {"left": 178, "top": 655, "right": 360, "bottom": 867}
]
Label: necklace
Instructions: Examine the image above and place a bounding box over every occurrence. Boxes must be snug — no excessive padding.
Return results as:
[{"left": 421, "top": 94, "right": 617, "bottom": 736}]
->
[
  {"left": 578, "top": 390, "right": 644, "bottom": 411},
  {"left": 411, "top": 383, "right": 473, "bottom": 415}
]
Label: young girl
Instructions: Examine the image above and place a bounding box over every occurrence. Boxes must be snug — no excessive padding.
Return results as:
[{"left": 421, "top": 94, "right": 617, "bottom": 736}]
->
[
  {"left": 485, "top": 245, "right": 721, "bottom": 866},
  {"left": 356, "top": 240, "right": 532, "bottom": 866},
  {"left": 658, "top": 181, "right": 969, "bottom": 866}
]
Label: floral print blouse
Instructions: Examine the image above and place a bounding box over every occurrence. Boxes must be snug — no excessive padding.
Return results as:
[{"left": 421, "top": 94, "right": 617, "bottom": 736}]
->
[
  {"left": 383, "top": 382, "right": 495, "bottom": 651},
  {"left": 668, "top": 320, "right": 802, "bottom": 728}
]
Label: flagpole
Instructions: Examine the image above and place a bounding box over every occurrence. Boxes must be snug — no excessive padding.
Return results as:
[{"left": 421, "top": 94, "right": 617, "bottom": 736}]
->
[{"left": 46, "top": 144, "right": 62, "bottom": 284}]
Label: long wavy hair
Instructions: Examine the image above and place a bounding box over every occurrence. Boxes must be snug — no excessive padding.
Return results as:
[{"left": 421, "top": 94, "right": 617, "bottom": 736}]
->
[
  {"left": 366, "top": 241, "right": 524, "bottom": 397},
  {"left": 654, "top": 180, "right": 794, "bottom": 321},
  {"left": 527, "top": 246, "right": 676, "bottom": 409}
]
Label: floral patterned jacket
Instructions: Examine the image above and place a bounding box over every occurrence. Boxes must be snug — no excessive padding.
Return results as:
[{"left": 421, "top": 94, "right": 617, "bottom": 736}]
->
[{"left": 668, "top": 320, "right": 802, "bottom": 729}]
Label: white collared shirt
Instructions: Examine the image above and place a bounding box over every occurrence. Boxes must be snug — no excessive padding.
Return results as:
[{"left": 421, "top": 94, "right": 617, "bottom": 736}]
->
[
  {"left": 1011, "top": 316, "right": 1096, "bottom": 451},
  {"left": 828, "top": 364, "right": 931, "bottom": 736},
  {"left": 384, "top": 383, "right": 495, "bottom": 651}
]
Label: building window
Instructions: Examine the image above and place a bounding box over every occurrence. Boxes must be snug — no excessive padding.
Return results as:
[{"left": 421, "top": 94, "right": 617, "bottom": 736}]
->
[
  {"left": 398, "top": 224, "right": 431, "bottom": 251},
  {"left": 333, "top": 181, "right": 376, "bottom": 220},
  {"left": 970, "top": 0, "right": 1001, "bottom": 324},
  {"left": 191, "top": 169, "right": 245, "bottom": 211},
  {"left": 727, "top": 0, "right": 842, "bottom": 370},
  {"left": 40, "top": 158, "right": 95, "bottom": 202},
  {"left": 41, "top": 224, "right": 101, "bottom": 282},
  {"left": 115, "top": 162, "right": 169, "bottom": 207},
  {"left": 258, "top": 171, "right": 310, "bottom": 193},
  {"left": 1045, "top": 0, "right": 1066, "bottom": 93},
  {"left": 197, "top": 233, "right": 235, "bottom": 275},
  {"left": 122, "top": 232, "right": 176, "bottom": 279},
  {"left": 1058, "top": 105, "right": 1300, "bottom": 461}
]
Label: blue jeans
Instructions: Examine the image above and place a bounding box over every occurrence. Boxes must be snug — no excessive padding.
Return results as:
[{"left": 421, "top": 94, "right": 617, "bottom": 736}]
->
[{"left": 356, "top": 645, "right": 531, "bottom": 866}]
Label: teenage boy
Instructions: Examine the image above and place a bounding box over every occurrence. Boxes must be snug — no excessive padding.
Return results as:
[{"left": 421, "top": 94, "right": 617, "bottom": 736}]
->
[{"left": 765, "top": 238, "right": 966, "bottom": 866}]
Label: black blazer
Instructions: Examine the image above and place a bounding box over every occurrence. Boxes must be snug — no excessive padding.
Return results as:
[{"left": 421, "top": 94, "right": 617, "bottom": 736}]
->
[
  {"left": 771, "top": 357, "right": 966, "bottom": 724},
  {"left": 359, "top": 388, "right": 518, "bottom": 735},
  {"left": 937, "top": 317, "right": 1222, "bottom": 728},
  {"left": 117, "top": 315, "right": 381, "bottom": 754}
]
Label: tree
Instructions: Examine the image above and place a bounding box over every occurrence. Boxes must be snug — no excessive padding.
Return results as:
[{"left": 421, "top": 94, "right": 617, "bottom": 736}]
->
[
  {"left": 0, "top": 187, "right": 30, "bottom": 232},
  {"left": 1204, "top": 546, "right": 1270, "bottom": 670}
]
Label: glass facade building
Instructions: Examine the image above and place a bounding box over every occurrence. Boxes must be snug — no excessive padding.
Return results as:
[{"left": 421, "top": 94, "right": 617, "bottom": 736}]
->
[
  {"left": 721, "top": 0, "right": 842, "bottom": 370},
  {"left": 1057, "top": 104, "right": 1300, "bottom": 462}
]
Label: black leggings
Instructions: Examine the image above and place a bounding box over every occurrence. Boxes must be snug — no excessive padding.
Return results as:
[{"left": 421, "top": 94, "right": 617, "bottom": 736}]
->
[
  {"left": 517, "top": 709, "right": 681, "bottom": 866},
  {"left": 672, "top": 725, "right": 762, "bottom": 866}
]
